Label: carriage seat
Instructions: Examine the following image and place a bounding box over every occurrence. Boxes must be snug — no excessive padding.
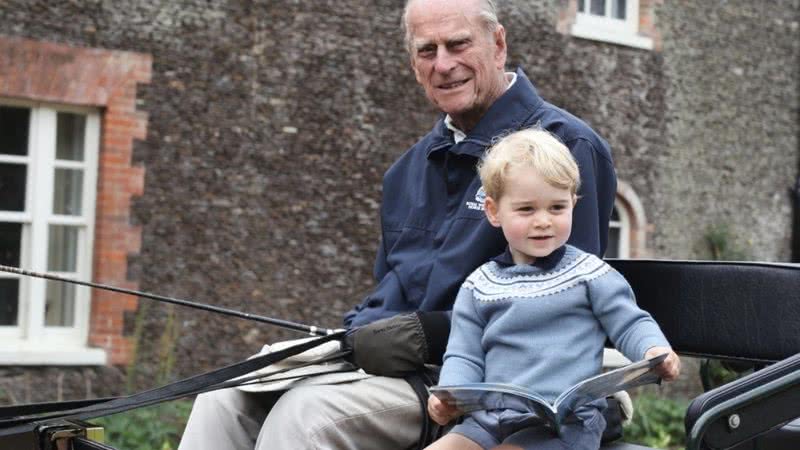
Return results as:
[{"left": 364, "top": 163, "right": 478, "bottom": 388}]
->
[{"left": 605, "top": 259, "right": 800, "bottom": 450}]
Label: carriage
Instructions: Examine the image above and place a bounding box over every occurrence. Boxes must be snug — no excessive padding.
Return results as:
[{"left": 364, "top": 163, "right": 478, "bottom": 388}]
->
[{"left": 1, "top": 258, "right": 799, "bottom": 450}]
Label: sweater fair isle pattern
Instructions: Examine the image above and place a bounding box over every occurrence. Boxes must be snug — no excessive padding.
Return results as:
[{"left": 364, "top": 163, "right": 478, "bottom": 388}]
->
[{"left": 438, "top": 245, "right": 669, "bottom": 403}]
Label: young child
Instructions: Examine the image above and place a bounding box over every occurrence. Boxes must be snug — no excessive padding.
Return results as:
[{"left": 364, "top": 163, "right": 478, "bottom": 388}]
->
[{"left": 425, "top": 129, "right": 681, "bottom": 450}]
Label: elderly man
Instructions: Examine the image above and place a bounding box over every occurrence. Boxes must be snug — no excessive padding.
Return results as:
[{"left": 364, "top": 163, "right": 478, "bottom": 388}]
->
[{"left": 179, "top": 0, "right": 617, "bottom": 448}]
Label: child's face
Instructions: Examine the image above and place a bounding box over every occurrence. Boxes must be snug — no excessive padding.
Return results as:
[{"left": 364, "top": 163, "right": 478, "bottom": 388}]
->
[{"left": 485, "top": 166, "right": 575, "bottom": 265}]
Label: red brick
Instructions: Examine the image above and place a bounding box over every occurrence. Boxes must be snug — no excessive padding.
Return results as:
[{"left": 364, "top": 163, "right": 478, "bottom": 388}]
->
[{"left": 0, "top": 36, "right": 150, "bottom": 366}]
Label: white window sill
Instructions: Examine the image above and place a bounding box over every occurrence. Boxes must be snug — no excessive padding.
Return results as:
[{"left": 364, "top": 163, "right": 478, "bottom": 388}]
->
[
  {"left": 571, "top": 23, "right": 653, "bottom": 50},
  {"left": 0, "top": 345, "right": 107, "bottom": 365}
]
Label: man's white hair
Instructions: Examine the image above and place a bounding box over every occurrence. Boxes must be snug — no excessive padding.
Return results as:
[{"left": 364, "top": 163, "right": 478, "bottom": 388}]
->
[{"left": 401, "top": 0, "right": 500, "bottom": 54}]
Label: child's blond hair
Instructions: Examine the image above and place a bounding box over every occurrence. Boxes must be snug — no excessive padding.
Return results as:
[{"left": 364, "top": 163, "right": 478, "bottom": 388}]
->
[{"left": 478, "top": 128, "right": 580, "bottom": 200}]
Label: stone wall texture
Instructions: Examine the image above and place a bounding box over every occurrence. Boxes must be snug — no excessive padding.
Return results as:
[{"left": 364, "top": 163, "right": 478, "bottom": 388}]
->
[{"left": 0, "top": 0, "right": 798, "bottom": 402}]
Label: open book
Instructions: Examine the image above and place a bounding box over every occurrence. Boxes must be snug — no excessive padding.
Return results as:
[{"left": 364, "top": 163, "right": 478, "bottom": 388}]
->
[{"left": 429, "top": 353, "right": 667, "bottom": 433}]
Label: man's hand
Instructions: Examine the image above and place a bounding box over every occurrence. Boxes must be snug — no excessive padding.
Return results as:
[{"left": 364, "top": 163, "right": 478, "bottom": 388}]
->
[
  {"left": 427, "top": 394, "right": 460, "bottom": 425},
  {"left": 345, "top": 311, "right": 451, "bottom": 377},
  {"left": 345, "top": 313, "right": 428, "bottom": 377},
  {"left": 646, "top": 346, "right": 681, "bottom": 381}
]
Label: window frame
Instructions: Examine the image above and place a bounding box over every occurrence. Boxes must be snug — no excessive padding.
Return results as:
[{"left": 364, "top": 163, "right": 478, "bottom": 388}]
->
[
  {"left": 602, "top": 184, "right": 646, "bottom": 368},
  {"left": 0, "top": 97, "right": 104, "bottom": 365},
  {"left": 571, "top": 0, "right": 654, "bottom": 50},
  {"left": 608, "top": 198, "right": 631, "bottom": 259}
]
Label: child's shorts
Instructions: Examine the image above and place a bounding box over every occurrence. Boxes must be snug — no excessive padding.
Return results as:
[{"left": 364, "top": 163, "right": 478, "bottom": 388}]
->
[{"left": 448, "top": 405, "right": 606, "bottom": 450}]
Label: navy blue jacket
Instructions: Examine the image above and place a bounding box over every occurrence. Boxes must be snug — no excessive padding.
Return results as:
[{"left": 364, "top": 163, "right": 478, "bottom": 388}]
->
[{"left": 344, "top": 68, "right": 616, "bottom": 329}]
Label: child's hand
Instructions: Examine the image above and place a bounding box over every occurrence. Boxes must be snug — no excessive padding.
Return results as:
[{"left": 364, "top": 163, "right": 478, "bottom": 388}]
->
[
  {"left": 427, "top": 393, "right": 461, "bottom": 425},
  {"left": 646, "top": 346, "right": 681, "bottom": 381}
]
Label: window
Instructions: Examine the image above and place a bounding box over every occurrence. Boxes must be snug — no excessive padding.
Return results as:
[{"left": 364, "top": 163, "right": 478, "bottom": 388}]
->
[
  {"left": 605, "top": 199, "right": 631, "bottom": 258},
  {"left": 0, "top": 99, "right": 104, "bottom": 364},
  {"left": 607, "top": 181, "right": 648, "bottom": 259},
  {"left": 602, "top": 203, "right": 632, "bottom": 367},
  {"left": 571, "top": 0, "right": 654, "bottom": 49},
  {"left": 602, "top": 183, "right": 647, "bottom": 369}
]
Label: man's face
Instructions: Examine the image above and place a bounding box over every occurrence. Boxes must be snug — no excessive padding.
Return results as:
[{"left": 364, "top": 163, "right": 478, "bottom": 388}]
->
[{"left": 406, "top": 0, "right": 507, "bottom": 131}]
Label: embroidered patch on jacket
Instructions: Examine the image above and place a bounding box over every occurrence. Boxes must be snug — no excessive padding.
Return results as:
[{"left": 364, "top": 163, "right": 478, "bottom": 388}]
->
[
  {"left": 462, "top": 253, "right": 610, "bottom": 302},
  {"left": 465, "top": 186, "right": 486, "bottom": 211}
]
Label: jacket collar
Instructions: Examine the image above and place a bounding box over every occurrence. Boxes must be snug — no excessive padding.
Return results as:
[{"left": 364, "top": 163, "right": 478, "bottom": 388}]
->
[
  {"left": 491, "top": 245, "right": 567, "bottom": 271},
  {"left": 426, "top": 67, "right": 544, "bottom": 159}
]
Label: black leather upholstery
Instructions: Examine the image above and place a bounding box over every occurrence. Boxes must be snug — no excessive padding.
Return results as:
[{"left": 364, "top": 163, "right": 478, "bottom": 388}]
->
[
  {"left": 606, "top": 260, "right": 800, "bottom": 450},
  {"left": 608, "top": 260, "right": 800, "bottom": 363},
  {"left": 750, "top": 418, "right": 800, "bottom": 448},
  {"left": 724, "top": 419, "right": 800, "bottom": 450}
]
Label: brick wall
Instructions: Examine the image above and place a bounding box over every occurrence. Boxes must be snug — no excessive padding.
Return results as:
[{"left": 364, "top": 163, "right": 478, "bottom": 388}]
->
[
  {"left": 556, "top": 0, "right": 663, "bottom": 50},
  {"left": 0, "top": 35, "right": 151, "bottom": 365}
]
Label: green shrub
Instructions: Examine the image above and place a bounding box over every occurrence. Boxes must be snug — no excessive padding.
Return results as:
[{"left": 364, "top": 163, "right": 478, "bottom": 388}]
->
[
  {"left": 705, "top": 224, "right": 750, "bottom": 261},
  {"left": 623, "top": 394, "right": 688, "bottom": 450},
  {"left": 94, "top": 400, "right": 193, "bottom": 450}
]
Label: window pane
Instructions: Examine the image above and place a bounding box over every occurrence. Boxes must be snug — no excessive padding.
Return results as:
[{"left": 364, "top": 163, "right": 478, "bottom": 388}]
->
[
  {"left": 0, "top": 163, "right": 26, "bottom": 211},
  {"left": 48, "top": 225, "right": 78, "bottom": 272},
  {"left": 590, "top": 0, "right": 606, "bottom": 16},
  {"left": 578, "top": 0, "right": 585, "bottom": 13},
  {"left": 610, "top": 205, "right": 620, "bottom": 221},
  {"left": 0, "top": 106, "right": 30, "bottom": 156},
  {"left": 0, "top": 222, "right": 22, "bottom": 266},
  {"left": 53, "top": 168, "right": 84, "bottom": 215},
  {"left": 45, "top": 279, "right": 75, "bottom": 327},
  {"left": 612, "top": 0, "right": 626, "bottom": 19},
  {"left": 606, "top": 227, "right": 620, "bottom": 258},
  {"left": 56, "top": 112, "right": 85, "bottom": 161},
  {"left": 0, "top": 278, "right": 19, "bottom": 325}
]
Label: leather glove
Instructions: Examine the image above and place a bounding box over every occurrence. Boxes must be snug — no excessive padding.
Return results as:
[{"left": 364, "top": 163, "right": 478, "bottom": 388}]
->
[{"left": 345, "top": 311, "right": 450, "bottom": 377}]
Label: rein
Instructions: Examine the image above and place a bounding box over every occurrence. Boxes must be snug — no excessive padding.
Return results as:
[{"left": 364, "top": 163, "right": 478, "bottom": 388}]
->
[
  {"left": 0, "top": 264, "right": 342, "bottom": 336},
  {"left": 0, "top": 264, "right": 353, "bottom": 435}
]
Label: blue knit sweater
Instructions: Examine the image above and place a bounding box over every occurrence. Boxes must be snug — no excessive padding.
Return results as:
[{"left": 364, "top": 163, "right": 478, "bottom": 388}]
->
[{"left": 439, "top": 245, "right": 669, "bottom": 403}]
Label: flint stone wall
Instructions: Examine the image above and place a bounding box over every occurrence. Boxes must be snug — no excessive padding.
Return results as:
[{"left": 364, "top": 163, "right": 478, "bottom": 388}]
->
[{"left": 0, "top": 0, "right": 797, "bottom": 401}]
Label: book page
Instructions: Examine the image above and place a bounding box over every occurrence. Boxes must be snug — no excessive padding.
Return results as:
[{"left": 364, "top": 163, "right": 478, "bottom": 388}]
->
[
  {"left": 430, "top": 353, "right": 668, "bottom": 428},
  {"left": 553, "top": 353, "right": 667, "bottom": 423},
  {"left": 430, "top": 383, "right": 557, "bottom": 427}
]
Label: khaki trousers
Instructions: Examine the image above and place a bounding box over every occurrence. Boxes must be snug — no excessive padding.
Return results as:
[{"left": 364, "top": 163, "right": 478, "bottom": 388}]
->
[{"left": 178, "top": 375, "right": 423, "bottom": 450}]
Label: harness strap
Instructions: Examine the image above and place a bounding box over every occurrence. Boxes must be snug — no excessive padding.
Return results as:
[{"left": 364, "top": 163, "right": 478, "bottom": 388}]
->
[
  {"left": 0, "top": 398, "right": 117, "bottom": 419},
  {"left": 73, "top": 436, "right": 117, "bottom": 450},
  {"left": 405, "top": 370, "right": 443, "bottom": 450},
  {"left": 0, "top": 332, "right": 346, "bottom": 435}
]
